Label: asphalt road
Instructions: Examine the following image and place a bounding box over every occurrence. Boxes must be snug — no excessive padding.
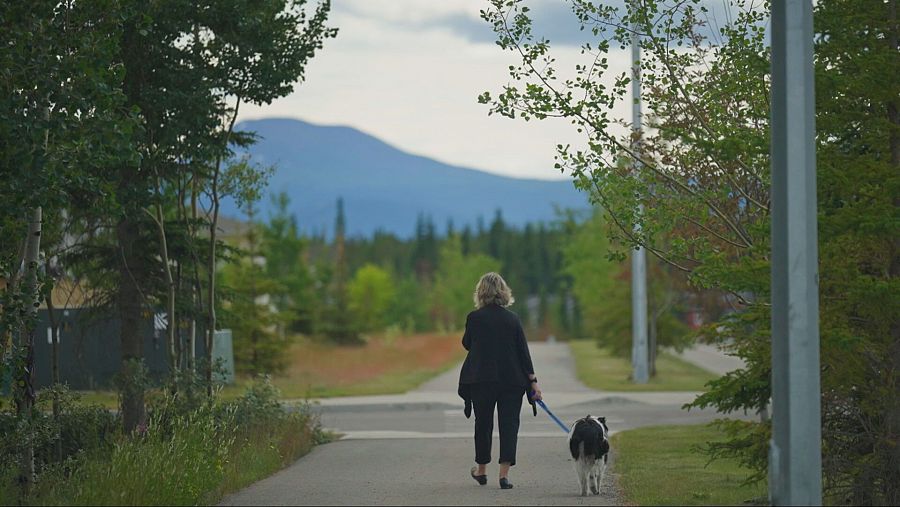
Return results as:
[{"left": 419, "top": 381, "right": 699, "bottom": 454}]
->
[{"left": 221, "top": 342, "right": 742, "bottom": 506}]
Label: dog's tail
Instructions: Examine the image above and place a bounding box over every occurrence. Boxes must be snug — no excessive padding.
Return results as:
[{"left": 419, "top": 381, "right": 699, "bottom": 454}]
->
[{"left": 569, "top": 438, "right": 583, "bottom": 460}]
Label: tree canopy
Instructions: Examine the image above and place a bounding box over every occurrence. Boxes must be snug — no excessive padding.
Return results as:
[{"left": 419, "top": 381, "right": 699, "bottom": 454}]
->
[{"left": 479, "top": 0, "right": 898, "bottom": 502}]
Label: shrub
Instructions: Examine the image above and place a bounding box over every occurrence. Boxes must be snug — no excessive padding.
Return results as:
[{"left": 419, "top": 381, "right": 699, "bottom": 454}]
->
[
  {"left": 0, "top": 377, "right": 328, "bottom": 505},
  {"left": 0, "top": 385, "right": 117, "bottom": 475},
  {"left": 41, "top": 407, "right": 233, "bottom": 505},
  {"left": 4, "top": 377, "right": 327, "bottom": 505}
]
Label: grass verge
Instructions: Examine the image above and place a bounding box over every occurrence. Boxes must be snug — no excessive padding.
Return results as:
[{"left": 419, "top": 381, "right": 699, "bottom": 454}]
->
[
  {"left": 72, "top": 332, "right": 464, "bottom": 407},
  {"left": 569, "top": 340, "right": 717, "bottom": 391},
  {"left": 612, "top": 424, "right": 767, "bottom": 506},
  {"left": 259, "top": 332, "right": 465, "bottom": 398},
  {"left": 3, "top": 381, "right": 331, "bottom": 506}
]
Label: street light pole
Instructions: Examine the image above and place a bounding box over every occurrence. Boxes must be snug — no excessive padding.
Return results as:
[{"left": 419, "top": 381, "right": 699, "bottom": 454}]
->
[
  {"left": 630, "top": 10, "right": 649, "bottom": 385},
  {"left": 769, "top": 0, "right": 822, "bottom": 504}
]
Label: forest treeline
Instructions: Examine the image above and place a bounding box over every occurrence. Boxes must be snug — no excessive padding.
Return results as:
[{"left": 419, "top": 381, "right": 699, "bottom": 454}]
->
[{"left": 224, "top": 194, "right": 697, "bottom": 375}]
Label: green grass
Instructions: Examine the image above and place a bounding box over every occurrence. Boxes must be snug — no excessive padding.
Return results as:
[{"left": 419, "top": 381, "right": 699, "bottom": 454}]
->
[
  {"left": 6, "top": 391, "right": 331, "bottom": 506},
  {"left": 73, "top": 390, "right": 118, "bottom": 408},
  {"left": 612, "top": 424, "right": 767, "bottom": 506},
  {"left": 209, "top": 417, "right": 331, "bottom": 502},
  {"left": 570, "top": 340, "right": 717, "bottom": 391}
]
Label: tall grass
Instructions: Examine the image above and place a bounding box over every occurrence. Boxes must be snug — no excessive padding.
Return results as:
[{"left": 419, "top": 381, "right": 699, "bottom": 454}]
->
[
  {"left": 2, "top": 380, "right": 329, "bottom": 506},
  {"left": 214, "top": 415, "right": 319, "bottom": 499},
  {"left": 37, "top": 412, "right": 231, "bottom": 505}
]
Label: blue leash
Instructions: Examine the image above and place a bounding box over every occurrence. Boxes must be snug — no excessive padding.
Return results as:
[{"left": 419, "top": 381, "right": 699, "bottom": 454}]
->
[{"left": 534, "top": 397, "right": 569, "bottom": 434}]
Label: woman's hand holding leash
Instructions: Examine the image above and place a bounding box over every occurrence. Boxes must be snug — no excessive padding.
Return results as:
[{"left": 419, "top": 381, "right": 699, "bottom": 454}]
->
[{"left": 529, "top": 378, "right": 542, "bottom": 402}]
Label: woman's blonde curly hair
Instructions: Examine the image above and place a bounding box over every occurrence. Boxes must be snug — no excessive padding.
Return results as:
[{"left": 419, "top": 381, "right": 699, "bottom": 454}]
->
[{"left": 473, "top": 272, "right": 515, "bottom": 309}]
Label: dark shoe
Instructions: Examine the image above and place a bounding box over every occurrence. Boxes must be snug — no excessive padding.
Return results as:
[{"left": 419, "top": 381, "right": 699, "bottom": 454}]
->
[
  {"left": 470, "top": 467, "right": 487, "bottom": 486},
  {"left": 499, "top": 477, "right": 513, "bottom": 490}
]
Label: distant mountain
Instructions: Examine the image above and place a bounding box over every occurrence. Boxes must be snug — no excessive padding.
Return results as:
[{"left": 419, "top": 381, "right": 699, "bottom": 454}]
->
[{"left": 224, "top": 118, "right": 586, "bottom": 237}]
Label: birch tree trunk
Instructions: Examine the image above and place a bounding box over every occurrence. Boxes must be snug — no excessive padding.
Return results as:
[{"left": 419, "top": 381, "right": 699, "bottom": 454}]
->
[
  {"left": 16, "top": 206, "right": 42, "bottom": 494},
  {"left": 205, "top": 97, "right": 242, "bottom": 395},
  {"left": 152, "top": 197, "right": 177, "bottom": 379},
  {"left": 206, "top": 168, "right": 220, "bottom": 396},
  {"left": 189, "top": 172, "right": 201, "bottom": 373}
]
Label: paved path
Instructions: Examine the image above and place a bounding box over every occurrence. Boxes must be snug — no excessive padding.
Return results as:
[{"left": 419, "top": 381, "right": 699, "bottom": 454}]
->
[
  {"left": 674, "top": 343, "right": 745, "bottom": 376},
  {"left": 222, "top": 342, "right": 741, "bottom": 506}
]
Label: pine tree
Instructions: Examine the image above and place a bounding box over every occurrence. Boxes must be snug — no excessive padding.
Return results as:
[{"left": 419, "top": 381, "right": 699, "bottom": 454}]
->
[
  {"left": 220, "top": 203, "right": 290, "bottom": 375},
  {"left": 488, "top": 209, "right": 505, "bottom": 258},
  {"left": 322, "top": 197, "right": 360, "bottom": 344},
  {"left": 262, "top": 193, "right": 316, "bottom": 334},
  {"left": 461, "top": 225, "right": 472, "bottom": 256}
]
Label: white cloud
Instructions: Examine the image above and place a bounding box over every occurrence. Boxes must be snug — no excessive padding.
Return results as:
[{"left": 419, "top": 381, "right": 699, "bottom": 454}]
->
[
  {"left": 334, "top": 0, "right": 484, "bottom": 24},
  {"left": 239, "top": 0, "right": 634, "bottom": 180}
]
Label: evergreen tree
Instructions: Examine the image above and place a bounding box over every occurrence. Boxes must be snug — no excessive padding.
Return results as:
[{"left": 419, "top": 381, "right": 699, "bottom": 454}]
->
[
  {"left": 424, "top": 216, "right": 438, "bottom": 271},
  {"left": 321, "top": 197, "right": 360, "bottom": 344},
  {"left": 487, "top": 209, "right": 505, "bottom": 258},
  {"left": 474, "top": 215, "right": 487, "bottom": 254},
  {"left": 411, "top": 213, "right": 437, "bottom": 279},
  {"left": 262, "top": 193, "right": 315, "bottom": 334},
  {"left": 220, "top": 203, "right": 290, "bottom": 375},
  {"left": 461, "top": 225, "right": 473, "bottom": 256},
  {"left": 536, "top": 223, "right": 552, "bottom": 291},
  {"left": 521, "top": 223, "right": 538, "bottom": 293}
]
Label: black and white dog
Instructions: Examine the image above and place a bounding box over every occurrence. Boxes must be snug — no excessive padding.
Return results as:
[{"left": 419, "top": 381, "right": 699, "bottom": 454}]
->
[{"left": 568, "top": 415, "right": 610, "bottom": 497}]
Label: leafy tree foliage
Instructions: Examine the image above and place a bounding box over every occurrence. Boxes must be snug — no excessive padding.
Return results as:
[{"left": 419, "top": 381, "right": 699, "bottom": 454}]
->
[
  {"left": 384, "top": 275, "right": 431, "bottom": 334},
  {"left": 479, "top": 0, "right": 898, "bottom": 502},
  {"left": 348, "top": 264, "right": 395, "bottom": 333},
  {"left": 432, "top": 235, "right": 502, "bottom": 331},
  {"left": 2, "top": 0, "right": 337, "bottom": 434},
  {"left": 562, "top": 209, "right": 690, "bottom": 369},
  {"left": 0, "top": 0, "right": 138, "bottom": 491},
  {"left": 290, "top": 208, "right": 572, "bottom": 338}
]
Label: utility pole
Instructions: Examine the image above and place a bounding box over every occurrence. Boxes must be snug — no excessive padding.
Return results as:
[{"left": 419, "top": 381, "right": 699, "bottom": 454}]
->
[
  {"left": 769, "top": 0, "right": 822, "bottom": 504},
  {"left": 630, "top": 7, "right": 649, "bottom": 384}
]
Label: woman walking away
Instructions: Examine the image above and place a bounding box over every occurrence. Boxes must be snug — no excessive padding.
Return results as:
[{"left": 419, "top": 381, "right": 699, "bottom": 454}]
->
[{"left": 457, "top": 272, "right": 542, "bottom": 490}]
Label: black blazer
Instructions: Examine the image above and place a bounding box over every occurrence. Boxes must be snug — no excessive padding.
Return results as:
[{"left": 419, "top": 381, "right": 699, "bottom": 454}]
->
[{"left": 457, "top": 304, "right": 537, "bottom": 417}]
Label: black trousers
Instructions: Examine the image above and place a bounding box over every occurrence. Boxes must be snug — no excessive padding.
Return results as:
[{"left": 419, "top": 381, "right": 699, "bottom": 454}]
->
[{"left": 471, "top": 382, "right": 524, "bottom": 466}]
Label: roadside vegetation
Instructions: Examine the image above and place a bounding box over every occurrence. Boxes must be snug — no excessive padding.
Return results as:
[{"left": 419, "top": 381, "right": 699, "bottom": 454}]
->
[
  {"left": 481, "top": 0, "right": 898, "bottom": 502},
  {"left": 0, "top": 378, "right": 329, "bottom": 506},
  {"left": 268, "top": 333, "right": 465, "bottom": 398},
  {"left": 3, "top": 0, "right": 895, "bottom": 503},
  {"left": 570, "top": 340, "right": 716, "bottom": 392},
  {"left": 612, "top": 424, "right": 767, "bottom": 506},
  {"left": 1, "top": 0, "right": 339, "bottom": 502},
  {"left": 76, "top": 332, "right": 466, "bottom": 408}
]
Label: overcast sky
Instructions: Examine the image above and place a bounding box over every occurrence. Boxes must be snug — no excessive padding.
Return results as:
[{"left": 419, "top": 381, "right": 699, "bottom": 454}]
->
[{"left": 238, "top": 0, "right": 638, "bottom": 181}]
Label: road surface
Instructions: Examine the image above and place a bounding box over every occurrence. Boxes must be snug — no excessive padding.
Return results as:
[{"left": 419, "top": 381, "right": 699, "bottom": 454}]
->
[{"left": 221, "top": 342, "right": 739, "bottom": 506}]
